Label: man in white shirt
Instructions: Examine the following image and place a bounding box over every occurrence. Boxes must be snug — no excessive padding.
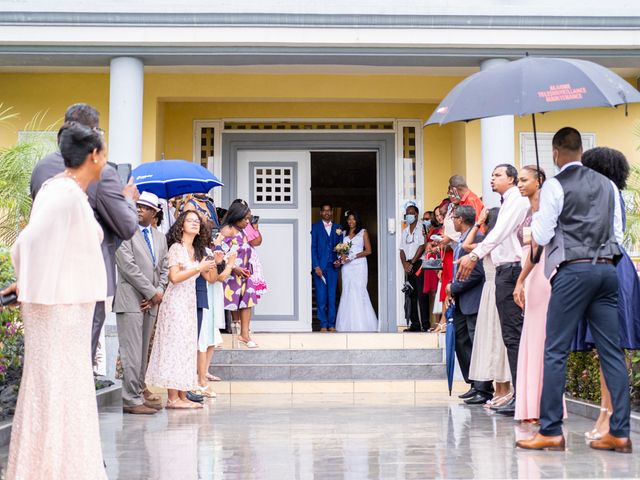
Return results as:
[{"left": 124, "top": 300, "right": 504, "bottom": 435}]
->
[
  {"left": 517, "top": 127, "right": 631, "bottom": 453},
  {"left": 457, "top": 164, "right": 530, "bottom": 416},
  {"left": 399, "top": 201, "right": 427, "bottom": 332}
]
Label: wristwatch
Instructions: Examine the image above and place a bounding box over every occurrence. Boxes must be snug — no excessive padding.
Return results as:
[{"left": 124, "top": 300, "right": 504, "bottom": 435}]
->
[
  {"left": 474, "top": 223, "right": 481, "bottom": 229},
  {"left": 469, "top": 252, "right": 479, "bottom": 262}
]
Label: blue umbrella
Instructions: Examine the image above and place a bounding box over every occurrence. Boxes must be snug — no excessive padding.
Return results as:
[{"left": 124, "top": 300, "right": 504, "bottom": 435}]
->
[
  {"left": 425, "top": 56, "right": 640, "bottom": 181},
  {"left": 132, "top": 159, "right": 224, "bottom": 199},
  {"left": 444, "top": 303, "right": 456, "bottom": 396}
]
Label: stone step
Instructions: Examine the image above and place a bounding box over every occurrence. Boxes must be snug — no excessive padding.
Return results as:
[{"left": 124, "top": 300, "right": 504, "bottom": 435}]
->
[
  {"left": 201, "top": 380, "right": 466, "bottom": 395},
  {"left": 211, "top": 348, "right": 443, "bottom": 365},
  {"left": 210, "top": 363, "right": 445, "bottom": 381},
  {"left": 220, "top": 332, "right": 440, "bottom": 350}
]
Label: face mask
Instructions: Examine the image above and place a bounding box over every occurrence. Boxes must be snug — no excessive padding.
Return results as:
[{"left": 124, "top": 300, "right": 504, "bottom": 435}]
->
[
  {"left": 405, "top": 214, "right": 416, "bottom": 224},
  {"left": 422, "top": 220, "right": 432, "bottom": 228}
]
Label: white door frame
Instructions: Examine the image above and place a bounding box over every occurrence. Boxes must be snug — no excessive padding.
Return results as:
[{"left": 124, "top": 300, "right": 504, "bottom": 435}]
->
[{"left": 221, "top": 133, "right": 398, "bottom": 332}]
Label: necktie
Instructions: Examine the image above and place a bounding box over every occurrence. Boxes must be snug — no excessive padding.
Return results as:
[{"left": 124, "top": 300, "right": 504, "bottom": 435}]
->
[{"left": 143, "top": 228, "right": 156, "bottom": 264}]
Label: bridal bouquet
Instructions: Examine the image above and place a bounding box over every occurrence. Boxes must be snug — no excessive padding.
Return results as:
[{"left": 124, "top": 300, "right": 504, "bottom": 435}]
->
[{"left": 334, "top": 242, "right": 352, "bottom": 256}]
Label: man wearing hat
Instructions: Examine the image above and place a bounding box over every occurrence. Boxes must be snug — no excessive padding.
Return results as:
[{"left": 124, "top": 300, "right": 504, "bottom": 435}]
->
[{"left": 113, "top": 191, "right": 169, "bottom": 414}]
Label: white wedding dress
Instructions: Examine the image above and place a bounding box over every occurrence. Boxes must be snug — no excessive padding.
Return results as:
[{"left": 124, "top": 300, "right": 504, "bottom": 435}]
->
[{"left": 336, "top": 229, "right": 379, "bottom": 332}]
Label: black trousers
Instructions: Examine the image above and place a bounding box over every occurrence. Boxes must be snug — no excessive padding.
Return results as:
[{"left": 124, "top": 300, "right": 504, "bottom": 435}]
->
[
  {"left": 91, "top": 301, "right": 106, "bottom": 366},
  {"left": 539, "top": 263, "right": 630, "bottom": 437},
  {"left": 405, "top": 271, "right": 429, "bottom": 331},
  {"left": 453, "top": 310, "right": 494, "bottom": 396},
  {"left": 494, "top": 264, "right": 524, "bottom": 392}
]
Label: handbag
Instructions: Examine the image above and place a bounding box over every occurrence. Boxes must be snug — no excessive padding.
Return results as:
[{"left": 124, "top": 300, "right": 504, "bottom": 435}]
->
[
  {"left": 422, "top": 250, "right": 443, "bottom": 270},
  {"left": 422, "top": 258, "right": 443, "bottom": 270}
]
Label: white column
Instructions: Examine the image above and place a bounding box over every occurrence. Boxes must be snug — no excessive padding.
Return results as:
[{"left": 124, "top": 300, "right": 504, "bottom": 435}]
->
[
  {"left": 108, "top": 57, "right": 144, "bottom": 167},
  {"left": 480, "top": 58, "right": 514, "bottom": 208}
]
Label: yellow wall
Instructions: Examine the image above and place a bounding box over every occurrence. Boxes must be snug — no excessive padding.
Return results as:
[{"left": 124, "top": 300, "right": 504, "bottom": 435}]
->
[{"left": 1, "top": 71, "right": 639, "bottom": 210}]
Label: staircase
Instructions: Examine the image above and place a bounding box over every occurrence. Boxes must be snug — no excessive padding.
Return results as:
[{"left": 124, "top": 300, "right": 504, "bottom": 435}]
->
[{"left": 209, "top": 332, "right": 456, "bottom": 394}]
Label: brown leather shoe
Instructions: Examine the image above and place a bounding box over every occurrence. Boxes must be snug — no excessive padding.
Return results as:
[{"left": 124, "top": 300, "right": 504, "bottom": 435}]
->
[
  {"left": 144, "top": 401, "right": 163, "bottom": 411},
  {"left": 328, "top": 327, "right": 336, "bottom": 332},
  {"left": 123, "top": 404, "right": 158, "bottom": 415},
  {"left": 320, "top": 328, "right": 328, "bottom": 332},
  {"left": 516, "top": 433, "right": 565, "bottom": 451},
  {"left": 590, "top": 433, "right": 632, "bottom": 453}
]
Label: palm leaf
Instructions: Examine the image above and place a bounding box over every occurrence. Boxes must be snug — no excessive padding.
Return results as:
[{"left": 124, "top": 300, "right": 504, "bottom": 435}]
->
[
  {"left": 0, "top": 110, "right": 58, "bottom": 246},
  {"left": 624, "top": 163, "right": 640, "bottom": 252}
]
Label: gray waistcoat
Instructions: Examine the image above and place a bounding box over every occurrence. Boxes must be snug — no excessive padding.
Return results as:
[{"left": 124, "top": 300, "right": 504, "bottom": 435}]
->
[{"left": 544, "top": 165, "right": 621, "bottom": 278}]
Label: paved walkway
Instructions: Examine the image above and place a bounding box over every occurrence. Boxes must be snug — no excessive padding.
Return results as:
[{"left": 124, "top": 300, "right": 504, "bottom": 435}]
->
[{"left": 1, "top": 393, "right": 639, "bottom": 479}]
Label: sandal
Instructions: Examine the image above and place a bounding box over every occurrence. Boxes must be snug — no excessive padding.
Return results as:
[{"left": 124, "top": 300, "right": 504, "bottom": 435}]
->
[
  {"left": 206, "top": 373, "right": 222, "bottom": 382},
  {"left": 585, "top": 408, "right": 612, "bottom": 441},
  {"left": 196, "top": 385, "right": 217, "bottom": 398},
  {"left": 238, "top": 337, "right": 259, "bottom": 348},
  {"left": 433, "top": 323, "right": 447, "bottom": 334},
  {"left": 166, "top": 399, "right": 201, "bottom": 410},
  {"left": 143, "top": 389, "right": 162, "bottom": 403}
]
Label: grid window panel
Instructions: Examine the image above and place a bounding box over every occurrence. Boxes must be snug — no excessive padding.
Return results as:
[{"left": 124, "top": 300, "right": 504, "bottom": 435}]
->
[
  {"left": 199, "top": 127, "right": 215, "bottom": 168},
  {"left": 252, "top": 165, "right": 295, "bottom": 205}
]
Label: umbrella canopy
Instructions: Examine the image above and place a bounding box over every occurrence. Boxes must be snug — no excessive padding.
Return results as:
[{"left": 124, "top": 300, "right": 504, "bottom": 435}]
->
[
  {"left": 132, "top": 159, "right": 223, "bottom": 199},
  {"left": 444, "top": 303, "right": 456, "bottom": 396},
  {"left": 426, "top": 56, "right": 640, "bottom": 126}
]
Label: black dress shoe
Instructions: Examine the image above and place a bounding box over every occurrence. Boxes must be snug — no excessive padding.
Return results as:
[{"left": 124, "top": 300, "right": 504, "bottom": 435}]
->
[
  {"left": 464, "top": 393, "right": 493, "bottom": 405},
  {"left": 403, "top": 327, "right": 422, "bottom": 332},
  {"left": 458, "top": 387, "right": 477, "bottom": 399},
  {"left": 186, "top": 391, "right": 204, "bottom": 403},
  {"left": 495, "top": 397, "right": 516, "bottom": 416}
]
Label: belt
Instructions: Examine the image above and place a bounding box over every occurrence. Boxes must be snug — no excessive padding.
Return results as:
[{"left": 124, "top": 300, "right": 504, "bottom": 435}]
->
[
  {"left": 562, "top": 258, "right": 614, "bottom": 267},
  {"left": 495, "top": 262, "right": 521, "bottom": 273}
]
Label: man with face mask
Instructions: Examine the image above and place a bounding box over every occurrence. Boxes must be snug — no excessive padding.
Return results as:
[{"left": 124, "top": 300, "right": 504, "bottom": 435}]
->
[{"left": 400, "top": 202, "right": 428, "bottom": 332}]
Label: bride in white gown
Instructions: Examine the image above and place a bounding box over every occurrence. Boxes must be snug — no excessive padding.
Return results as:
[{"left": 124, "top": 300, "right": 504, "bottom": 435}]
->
[{"left": 336, "top": 211, "right": 379, "bottom": 332}]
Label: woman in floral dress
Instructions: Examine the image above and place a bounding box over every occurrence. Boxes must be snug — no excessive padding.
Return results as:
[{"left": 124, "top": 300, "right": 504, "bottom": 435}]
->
[
  {"left": 145, "top": 210, "right": 218, "bottom": 409},
  {"left": 221, "top": 201, "right": 259, "bottom": 348}
]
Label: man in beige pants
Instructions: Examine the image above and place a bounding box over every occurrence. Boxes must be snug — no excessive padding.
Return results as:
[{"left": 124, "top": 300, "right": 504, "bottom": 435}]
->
[{"left": 114, "top": 191, "right": 169, "bottom": 414}]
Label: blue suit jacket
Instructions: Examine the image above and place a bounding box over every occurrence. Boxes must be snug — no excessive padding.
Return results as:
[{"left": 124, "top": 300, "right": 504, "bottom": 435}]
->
[
  {"left": 450, "top": 229, "right": 485, "bottom": 315},
  {"left": 311, "top": 221, "right": 341, "bottom": 270}
]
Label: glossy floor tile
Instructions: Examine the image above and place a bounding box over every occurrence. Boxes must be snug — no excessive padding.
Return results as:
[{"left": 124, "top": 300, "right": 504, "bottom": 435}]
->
[{"left": 1, "top": 393, "right": 639, "bottom": 479}]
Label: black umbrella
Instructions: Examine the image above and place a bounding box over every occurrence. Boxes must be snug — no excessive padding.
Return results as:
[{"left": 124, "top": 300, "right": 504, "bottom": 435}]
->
[{"left": 425, "top": 56, "right": 640, "bottom": 181}]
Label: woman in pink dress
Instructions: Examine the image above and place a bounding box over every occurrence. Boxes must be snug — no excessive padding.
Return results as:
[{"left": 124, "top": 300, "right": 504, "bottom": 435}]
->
[
  {"left": 145, "top": 210, "right": 218, "bottom": 409},
  {"left": 513, "top": 165, "right": 554, "bottom": 422},
  {"left": 7, "top": 123, "right": 108, "bottom": 479}
]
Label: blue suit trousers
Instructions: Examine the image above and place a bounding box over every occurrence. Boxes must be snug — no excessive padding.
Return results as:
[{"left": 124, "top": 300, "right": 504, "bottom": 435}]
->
[{"left": 313, "top": 265, "right": 339, "bottom": 328}]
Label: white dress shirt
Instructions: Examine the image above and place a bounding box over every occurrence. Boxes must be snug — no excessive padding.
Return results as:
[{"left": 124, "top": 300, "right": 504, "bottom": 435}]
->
[
  {"left": 400, "top": 223, "right": 425, "bottom": 260},
  {"left": 323, "top": 221, "right": 332, "bottom": 235},
  {"left": 532, "top": 161, "right": 624, "bottom": 246},
  {"left": 472, "top": 186, "right": 530, "bottom": 265}
]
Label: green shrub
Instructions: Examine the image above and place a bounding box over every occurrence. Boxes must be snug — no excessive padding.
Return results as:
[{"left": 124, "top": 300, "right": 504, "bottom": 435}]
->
[
  {"left": 566, "top": 349, "right": 640, "bottom": 409},
  {"left": 0, "top": 247, "right": 22, "bottom": 384}
]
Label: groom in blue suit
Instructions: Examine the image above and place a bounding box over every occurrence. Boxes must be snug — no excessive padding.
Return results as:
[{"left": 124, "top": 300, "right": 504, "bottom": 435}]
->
[{"left": 311, "top": 203, "right": 342, "bottom": 331}]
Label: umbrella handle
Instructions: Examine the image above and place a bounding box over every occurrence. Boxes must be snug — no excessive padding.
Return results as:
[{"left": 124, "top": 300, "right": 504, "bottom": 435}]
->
[{"left": 531, "top": 114, "right": 542, "bottom": 186}]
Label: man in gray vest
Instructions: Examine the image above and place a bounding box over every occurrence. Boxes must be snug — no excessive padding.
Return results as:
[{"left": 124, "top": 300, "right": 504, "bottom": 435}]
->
[{"left": 517, "top": 127, "right": 631, "bottom": 453}]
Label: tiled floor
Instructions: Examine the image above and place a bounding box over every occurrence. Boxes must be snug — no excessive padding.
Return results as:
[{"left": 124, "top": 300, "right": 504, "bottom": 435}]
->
[{"left": 1, "top": 393, "right": 639, "bottom": 479}]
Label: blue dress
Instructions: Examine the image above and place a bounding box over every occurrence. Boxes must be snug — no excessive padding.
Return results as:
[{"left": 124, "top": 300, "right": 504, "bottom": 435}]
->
[{"left": 571, "top": 195, "right": 640, "bottom": 350}]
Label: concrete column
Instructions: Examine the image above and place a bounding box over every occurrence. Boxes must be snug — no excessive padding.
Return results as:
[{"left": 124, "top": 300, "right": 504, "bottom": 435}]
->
[
  {"left": 108, "top": 57, "right": 144, "bottom": 167},
  {"left": 479, "top": 58, "right": 514, "bottom": 208}
]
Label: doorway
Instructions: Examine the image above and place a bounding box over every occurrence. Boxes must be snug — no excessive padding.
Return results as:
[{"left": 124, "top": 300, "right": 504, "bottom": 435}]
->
[
  {"left": 310, "top": 151, "right": 378, "bottom": 331},
  {"left": 223, "top": 132, "right": 397, "bottom": 332}
]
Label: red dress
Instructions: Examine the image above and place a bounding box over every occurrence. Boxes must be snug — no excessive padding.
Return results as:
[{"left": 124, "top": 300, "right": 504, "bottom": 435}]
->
[
  {"left": 422, "top": 227, "right": 441, "bottom": 293},
  {"left": 439, "top": 248, "right": 454, "bottom": 302}
]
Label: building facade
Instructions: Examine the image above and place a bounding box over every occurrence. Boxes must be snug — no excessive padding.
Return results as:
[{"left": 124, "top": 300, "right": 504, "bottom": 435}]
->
[{"left": 1, "top": 1, "right": 639, "bottom": 331}]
